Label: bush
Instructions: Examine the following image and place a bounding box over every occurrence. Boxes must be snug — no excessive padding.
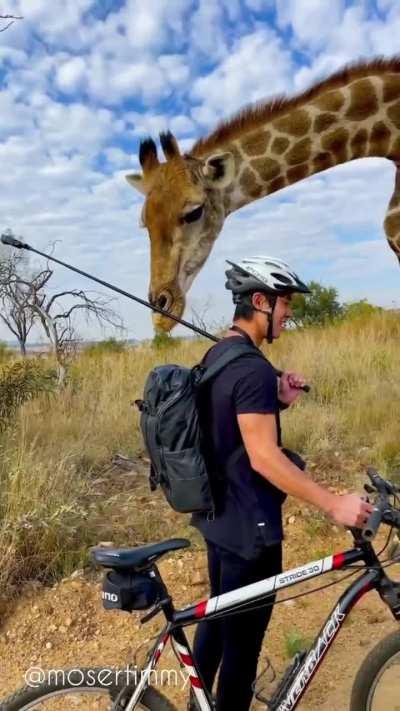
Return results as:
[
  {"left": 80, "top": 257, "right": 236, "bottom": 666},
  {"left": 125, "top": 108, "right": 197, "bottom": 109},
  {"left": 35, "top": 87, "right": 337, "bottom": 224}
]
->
[
  {"left": 291, "top": 281, "right": 343, "bottom": 326},
  {"left": 0, "top": 359, "right": 57, "bottom": 431},
  {"left": 84, "top": 338, "right": 127, "bottom": 355},
  {"left": 342, "top": 299, "right": 383, "bottom": 321}
]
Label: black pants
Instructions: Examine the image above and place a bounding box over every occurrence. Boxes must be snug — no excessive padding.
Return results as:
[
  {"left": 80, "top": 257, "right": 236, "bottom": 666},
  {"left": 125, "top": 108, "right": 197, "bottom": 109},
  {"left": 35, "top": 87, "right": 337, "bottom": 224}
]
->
[{"left": 192, "top": 541, "right": 282, "bottom": 711}]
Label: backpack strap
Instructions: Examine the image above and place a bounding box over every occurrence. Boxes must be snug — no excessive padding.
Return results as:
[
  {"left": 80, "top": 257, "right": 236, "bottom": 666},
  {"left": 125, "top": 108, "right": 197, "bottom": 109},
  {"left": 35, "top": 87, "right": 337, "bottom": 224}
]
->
[{"left": 198, "top": 341, "right": 262, "bottom": 386}]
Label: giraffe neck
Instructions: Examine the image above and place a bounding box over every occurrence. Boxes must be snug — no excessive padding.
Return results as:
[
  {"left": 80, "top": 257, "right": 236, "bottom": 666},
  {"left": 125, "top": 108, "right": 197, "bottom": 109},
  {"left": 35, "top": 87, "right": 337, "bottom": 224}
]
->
[{"left": 220, "top": 73, "right": 400, "bottom": 214}]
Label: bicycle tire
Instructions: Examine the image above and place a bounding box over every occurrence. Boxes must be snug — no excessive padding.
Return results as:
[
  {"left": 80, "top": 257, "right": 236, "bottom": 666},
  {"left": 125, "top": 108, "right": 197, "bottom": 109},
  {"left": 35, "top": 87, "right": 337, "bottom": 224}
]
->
[
  {"left": 0, "top": 666, "right": 176, "bottom": 710},
  {"left": 350, "top": 631, "right": 400, "bottom": 711}
]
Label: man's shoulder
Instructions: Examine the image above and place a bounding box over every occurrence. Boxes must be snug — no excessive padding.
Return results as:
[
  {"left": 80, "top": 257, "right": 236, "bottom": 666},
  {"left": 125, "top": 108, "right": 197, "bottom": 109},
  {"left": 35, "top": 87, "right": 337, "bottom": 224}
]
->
[{"left": 205, "top": 338, "right": 275, "bottom": 378}]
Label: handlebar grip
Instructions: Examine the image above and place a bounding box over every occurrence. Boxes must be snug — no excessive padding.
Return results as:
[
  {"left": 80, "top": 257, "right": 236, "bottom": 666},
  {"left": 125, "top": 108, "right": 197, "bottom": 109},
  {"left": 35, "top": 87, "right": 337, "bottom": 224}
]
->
[{"left": 362, "top": 506, "right": 382, "bottom": 541}]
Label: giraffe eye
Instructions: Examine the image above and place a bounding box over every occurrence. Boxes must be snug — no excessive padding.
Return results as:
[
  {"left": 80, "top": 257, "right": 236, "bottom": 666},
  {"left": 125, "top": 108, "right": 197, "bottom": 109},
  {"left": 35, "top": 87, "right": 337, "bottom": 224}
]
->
[{"left": 182, "top": 204, "right": 204, "bottom": 224}]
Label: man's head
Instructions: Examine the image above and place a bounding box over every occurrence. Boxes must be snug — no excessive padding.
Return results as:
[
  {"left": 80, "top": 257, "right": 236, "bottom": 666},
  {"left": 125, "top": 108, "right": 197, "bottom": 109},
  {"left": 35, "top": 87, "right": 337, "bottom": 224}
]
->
[{"left": 225, "top": 256, "right": 310, "bottom": 343}]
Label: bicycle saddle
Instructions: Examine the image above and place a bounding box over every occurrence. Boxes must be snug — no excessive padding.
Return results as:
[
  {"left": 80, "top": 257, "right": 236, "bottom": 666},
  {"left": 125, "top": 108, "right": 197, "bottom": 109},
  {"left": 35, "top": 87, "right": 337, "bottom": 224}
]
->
[{"left": 91, "top": 538, "right": 191, "bottom": 570}]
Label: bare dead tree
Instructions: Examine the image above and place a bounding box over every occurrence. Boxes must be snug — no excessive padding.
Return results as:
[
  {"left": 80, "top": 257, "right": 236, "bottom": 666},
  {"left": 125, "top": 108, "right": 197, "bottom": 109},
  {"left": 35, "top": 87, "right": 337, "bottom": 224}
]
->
[
  {"left": 191, "top": 297, "right": 228, "bottom": 338},
  {"left": 29, "top": 286, "right": 124, "bottom": 385},
  {"left": 0, "top": 247, "right": 49, "bottom": 356},
  {"left": 1, "top": 232, "right": 124, "bottom": 383},
  {"left": 0, "top": 13, "right": 23, "bottom": 32}
]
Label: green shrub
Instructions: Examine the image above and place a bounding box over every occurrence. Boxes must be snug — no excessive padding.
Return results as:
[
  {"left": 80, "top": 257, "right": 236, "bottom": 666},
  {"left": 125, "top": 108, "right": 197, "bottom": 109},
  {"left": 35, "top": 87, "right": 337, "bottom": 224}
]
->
[
  {"left": 84, "top": 338, "right": 127, "bottom": 355},
  {"left": 0, "top": 359, "right": 57, "bottom": 430}
]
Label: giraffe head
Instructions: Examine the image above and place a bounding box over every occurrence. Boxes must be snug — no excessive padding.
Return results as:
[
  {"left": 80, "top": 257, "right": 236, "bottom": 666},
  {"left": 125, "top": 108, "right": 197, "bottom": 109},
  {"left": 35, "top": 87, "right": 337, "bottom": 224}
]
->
[{"left": 126, "top": 132, "right": 235, "bottom": 331}]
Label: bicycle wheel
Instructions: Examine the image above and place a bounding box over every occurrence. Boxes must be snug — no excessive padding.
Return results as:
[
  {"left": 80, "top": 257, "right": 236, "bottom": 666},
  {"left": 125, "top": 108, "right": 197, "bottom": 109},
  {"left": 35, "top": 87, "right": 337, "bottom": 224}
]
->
[
  {"left": 350, "top": 631, "right": 400, "bottom": 710},
  {"left": 0, "top": 667, "right": 176, "bottom": 710}
]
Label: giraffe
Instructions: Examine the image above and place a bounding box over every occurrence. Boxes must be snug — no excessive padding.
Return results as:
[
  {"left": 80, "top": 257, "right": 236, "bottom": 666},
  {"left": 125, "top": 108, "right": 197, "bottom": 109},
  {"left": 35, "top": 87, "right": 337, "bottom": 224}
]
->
[{"left": 126, "top": 58, "right": 400, "bottom": 332}]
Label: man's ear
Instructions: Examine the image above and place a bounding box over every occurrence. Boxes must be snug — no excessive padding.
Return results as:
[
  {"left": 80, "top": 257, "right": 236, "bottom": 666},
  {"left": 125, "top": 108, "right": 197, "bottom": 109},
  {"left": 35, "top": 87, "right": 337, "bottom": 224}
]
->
[
  {"left": 252, "top": 292, "right": 272, "bottom": 312},
  {"left": 125, "top": 173, "right": 147, "bottom": 195},
  {"left": 202, "top": 152, "right": 235, "bottom": 188}
]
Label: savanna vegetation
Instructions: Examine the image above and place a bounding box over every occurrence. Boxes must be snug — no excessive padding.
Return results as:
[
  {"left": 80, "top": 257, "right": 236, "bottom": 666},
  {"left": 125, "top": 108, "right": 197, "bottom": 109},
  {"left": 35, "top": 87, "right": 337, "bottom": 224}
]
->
[{"left": 0, "top": 309, "right": 399, "bottom": 595}]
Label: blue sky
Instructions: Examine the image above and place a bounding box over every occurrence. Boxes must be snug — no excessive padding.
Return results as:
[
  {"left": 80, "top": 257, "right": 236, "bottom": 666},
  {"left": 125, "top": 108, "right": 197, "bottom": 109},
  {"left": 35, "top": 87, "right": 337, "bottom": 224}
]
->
[{"left": 0, "top": 0, "right": 399, "bottom": 341}]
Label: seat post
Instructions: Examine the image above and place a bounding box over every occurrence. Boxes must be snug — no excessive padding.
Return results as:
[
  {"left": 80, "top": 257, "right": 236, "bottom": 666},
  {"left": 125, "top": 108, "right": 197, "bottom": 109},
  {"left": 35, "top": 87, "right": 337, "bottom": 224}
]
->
[{"left": 153, "top": 564, "right": 176, "bottom": 623}]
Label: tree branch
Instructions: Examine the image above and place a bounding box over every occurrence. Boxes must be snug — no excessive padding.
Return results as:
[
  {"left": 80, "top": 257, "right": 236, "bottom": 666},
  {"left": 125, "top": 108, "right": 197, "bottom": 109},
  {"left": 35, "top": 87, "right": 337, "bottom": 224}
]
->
[{"left": 0, "top": 14, "right": 23, "bottom": 32}]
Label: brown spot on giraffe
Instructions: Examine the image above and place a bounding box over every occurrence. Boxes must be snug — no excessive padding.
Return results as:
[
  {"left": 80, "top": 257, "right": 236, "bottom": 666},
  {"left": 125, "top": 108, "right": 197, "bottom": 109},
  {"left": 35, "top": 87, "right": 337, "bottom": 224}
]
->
[
  {"left": 268, "top": 176, "right": 287, "bottom": 193},
  {"left": 383, "top": 75, "right": 400, "bottom": 103},
  {"left": 350, "top": 128, "right": 368, "bottom": 158},
  {"left": 286, "top": 137, "right": 312, "bottom": 166},
  {"left": 273, "top": 109, "right": 311, "bottom": 137},
  {"left": 321, "top": 127, "right": 349, "bottom": 163},
  {"left": 271, "top": 136, "right": 290, "bottom": 154},
  {"left": 370, "top": 121, "right": 391, "bottom": 157},
  {"left": 388, "top": 135, "right": 400, "bottom": 161},
  {"left": 287, "top": 164, "right": 309, "bottom": 184},
  {"left": 313, "top": 151, "right": 334, "bottom": 173},
  {"left": 313, "top": 90, "right": 345, "bottom": 113},
  {"left": 241, "top": 130, "right": 271, "bottom": 157},
  {"left": 250, "top": 157, "right": 281, "bottom": 182},
  {"left": 387, "top": 100, "right": 400, "bottom": 129},
  {"left": 240, "top": 167, "right": 263, "bottom": 198},
  {"left": 346, "top": 78, "right": 379, "bottom": 121},
  {"left": 314, "top": 112, "right": 337, "bottom": 133}
]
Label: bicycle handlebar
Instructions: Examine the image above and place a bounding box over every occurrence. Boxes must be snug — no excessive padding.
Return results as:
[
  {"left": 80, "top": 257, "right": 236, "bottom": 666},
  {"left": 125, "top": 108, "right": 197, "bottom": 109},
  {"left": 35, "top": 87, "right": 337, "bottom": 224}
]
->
[
  {"left": 362, "top": 506, "right": 384, "bottom": 541},
  {"left": 359, "top": 468, "right": 400, "bottom": 541}
]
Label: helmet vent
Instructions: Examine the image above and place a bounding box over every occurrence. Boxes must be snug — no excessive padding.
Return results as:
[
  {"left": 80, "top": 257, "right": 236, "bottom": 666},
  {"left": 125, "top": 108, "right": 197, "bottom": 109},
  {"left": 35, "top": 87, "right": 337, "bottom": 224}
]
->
[{"left": 271, "top": 272, "right": 291, "bottom": 284}]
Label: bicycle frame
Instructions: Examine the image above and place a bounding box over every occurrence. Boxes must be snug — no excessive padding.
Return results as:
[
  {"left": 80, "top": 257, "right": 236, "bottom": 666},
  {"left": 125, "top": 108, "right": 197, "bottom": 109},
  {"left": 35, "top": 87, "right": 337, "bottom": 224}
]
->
[{"left": 122, "top": 541, "right": 397, "bottom": 711}]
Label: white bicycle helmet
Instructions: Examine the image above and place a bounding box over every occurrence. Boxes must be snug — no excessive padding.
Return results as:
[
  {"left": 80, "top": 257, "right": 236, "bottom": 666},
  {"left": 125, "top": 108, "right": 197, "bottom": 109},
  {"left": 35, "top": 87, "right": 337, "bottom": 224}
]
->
[{"left": 225, "top": 256, "right": 310, "bottom": 301}]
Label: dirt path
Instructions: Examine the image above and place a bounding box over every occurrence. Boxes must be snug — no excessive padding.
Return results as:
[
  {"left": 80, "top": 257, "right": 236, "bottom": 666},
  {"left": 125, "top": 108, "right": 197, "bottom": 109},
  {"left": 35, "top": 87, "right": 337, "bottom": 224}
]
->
[{"left": 0, "top": 517, "right": 398, "bottom": 710}]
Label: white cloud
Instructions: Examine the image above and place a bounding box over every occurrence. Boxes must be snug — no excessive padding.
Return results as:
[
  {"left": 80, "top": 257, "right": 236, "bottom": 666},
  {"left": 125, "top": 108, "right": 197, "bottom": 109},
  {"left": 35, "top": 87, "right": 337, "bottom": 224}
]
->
[
  {"left": 191, "top": 28, "right": 293, "bottom": 117},
  {"left": 16, "top": 0, "right": 94, "bottom": 37},
  {"left": 276, "top": 0, "right": 345, "bottom": 50},
  {"left": 56, "top": 56, "right": 87, "bottom": 93}
]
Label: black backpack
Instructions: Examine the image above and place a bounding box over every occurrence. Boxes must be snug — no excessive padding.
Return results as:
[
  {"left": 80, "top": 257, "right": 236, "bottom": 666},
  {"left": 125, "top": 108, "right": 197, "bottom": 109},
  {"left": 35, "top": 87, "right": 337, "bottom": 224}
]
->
[{"left": 135, "top": 341, "right": 260, "bottom": 514}]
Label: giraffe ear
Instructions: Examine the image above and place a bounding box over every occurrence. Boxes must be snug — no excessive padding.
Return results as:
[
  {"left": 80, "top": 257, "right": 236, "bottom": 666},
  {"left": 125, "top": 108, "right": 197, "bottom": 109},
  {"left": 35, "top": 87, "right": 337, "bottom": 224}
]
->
[
  {"left": 125, "top": 173, "right": 147, "bottom": 195},
  {"left": 203, "top": 152, "right": 235, "bottom": 188}
]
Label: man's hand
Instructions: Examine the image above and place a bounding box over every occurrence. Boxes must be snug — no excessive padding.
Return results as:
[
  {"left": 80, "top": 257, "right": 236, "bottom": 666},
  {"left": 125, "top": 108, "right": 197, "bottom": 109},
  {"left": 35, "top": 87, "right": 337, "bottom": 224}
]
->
[
  {"left": 328, "top": 494, "right": 374, "bottom": 528},
  {"left": 278, "top": 371, "right": 306, "bottom": 406}
]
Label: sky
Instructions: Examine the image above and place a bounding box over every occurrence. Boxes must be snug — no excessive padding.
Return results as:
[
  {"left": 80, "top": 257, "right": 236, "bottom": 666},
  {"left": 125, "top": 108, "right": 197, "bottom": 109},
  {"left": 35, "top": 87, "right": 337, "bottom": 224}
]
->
[{"left": 0, "top": 0, "right": 399, "bottom": 342}]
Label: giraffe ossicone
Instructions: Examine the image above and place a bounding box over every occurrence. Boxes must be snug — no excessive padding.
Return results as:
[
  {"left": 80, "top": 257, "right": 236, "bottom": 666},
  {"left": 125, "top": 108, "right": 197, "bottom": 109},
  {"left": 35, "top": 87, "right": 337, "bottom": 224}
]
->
[{"left": 126, "top": 58, "right": 400, "bottom": 333}]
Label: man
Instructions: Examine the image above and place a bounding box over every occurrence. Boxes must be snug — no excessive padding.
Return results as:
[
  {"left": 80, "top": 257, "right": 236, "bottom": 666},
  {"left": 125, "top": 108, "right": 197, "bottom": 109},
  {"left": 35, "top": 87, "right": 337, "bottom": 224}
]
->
[{"left": 190, "top": 256, "right": 372, "bottom": 711}]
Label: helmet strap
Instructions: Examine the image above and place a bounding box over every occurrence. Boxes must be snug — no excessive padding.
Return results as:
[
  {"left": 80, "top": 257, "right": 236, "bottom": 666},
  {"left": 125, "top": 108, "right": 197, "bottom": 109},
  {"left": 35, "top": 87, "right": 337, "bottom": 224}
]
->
[{"left": 252, "top": 295, "right": 277, "bottom": 344}]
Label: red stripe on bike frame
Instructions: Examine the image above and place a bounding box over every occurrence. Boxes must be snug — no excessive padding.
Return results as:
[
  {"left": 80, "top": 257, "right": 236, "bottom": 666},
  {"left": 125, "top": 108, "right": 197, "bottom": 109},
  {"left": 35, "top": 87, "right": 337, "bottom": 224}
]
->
[
  {"left": 350, "top": 581, "right": 373, "bottom": 609},
  {"left": 190, "top": 676, "right": 202, "bottom": 688},
  {"left": 180, "top": 652, "right": 194, "bottom": 666},
  {"left": 333, "top": 553, "right": 345, "bottom": 569},
  {"left": 154, "top": 633, "right": 169, "bottom": 662},
  {"left": 194, "top": 600, "right": 207, "bottom": 618}
]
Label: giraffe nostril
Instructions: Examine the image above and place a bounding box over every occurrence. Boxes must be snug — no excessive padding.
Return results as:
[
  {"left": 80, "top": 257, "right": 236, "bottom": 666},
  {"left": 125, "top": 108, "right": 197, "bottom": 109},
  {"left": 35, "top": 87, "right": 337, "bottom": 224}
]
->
[
  {"left": 155, "top": 291, "right": 173, "bottom": 311},
  {"left": 157, "top": 294, "right": 168, "bottom": 310}
]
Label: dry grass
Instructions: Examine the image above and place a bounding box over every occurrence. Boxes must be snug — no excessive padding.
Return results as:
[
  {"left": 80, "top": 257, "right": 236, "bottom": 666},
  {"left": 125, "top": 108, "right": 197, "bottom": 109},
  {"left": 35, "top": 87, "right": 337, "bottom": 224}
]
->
[{"left": 0, "top": 311, "right": 399, "bottom": 593}]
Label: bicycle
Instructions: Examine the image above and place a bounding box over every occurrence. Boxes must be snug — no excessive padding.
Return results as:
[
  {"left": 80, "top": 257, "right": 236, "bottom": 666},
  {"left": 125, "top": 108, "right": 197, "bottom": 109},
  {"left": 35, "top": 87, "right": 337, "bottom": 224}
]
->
[{"left": 2, "top": 467, "right": 400, "bottom": 710}]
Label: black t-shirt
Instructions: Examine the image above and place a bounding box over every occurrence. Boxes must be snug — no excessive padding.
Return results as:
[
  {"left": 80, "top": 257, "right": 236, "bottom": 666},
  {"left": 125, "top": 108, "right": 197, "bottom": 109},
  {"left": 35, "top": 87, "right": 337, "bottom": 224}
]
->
[{"left": 191, "top": 334, "right": 285, "bottom": 560}]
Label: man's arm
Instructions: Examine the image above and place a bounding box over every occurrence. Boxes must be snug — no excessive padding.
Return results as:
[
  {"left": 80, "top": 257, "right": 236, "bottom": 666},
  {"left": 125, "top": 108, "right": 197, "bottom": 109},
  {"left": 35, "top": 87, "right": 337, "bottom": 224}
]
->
[{"left": 238, "top": 412, "right": 373, "bottom": 528}]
